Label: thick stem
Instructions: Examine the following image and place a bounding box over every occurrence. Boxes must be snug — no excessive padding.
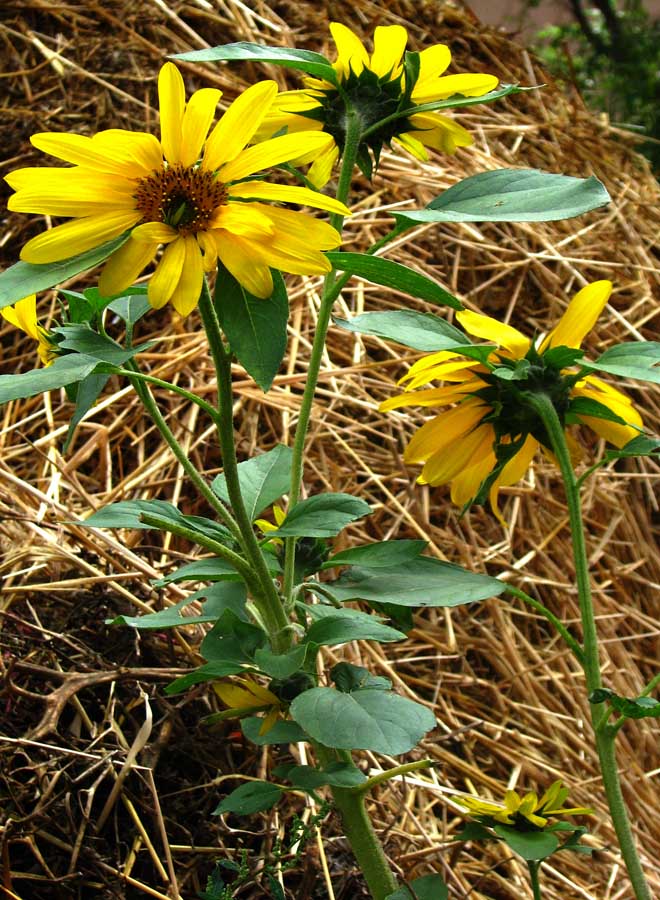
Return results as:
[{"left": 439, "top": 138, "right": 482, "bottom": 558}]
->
[
  {"left": 283, "top": 108, "right": 363, "bottom": 603},
  {"left": 198, "top": 282, "right": 291, "bottom": 651},
  {"left": 527, "top": 861, "right": 543, "bottom": 900},
  {"left": 528, "top": 392, "right": 651, "bottom": 900},
  {"left": 317, "top": 746, "right": 398, "bottom": 899}
]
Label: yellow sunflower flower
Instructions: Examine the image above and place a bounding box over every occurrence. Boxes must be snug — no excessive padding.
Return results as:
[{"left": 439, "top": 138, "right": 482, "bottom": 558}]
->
[
  {"left": 254, "top": 504, "right": 287, "bottom": 545},
  {"left": 458, "top": 780, "right": 592, "bottom": 829},
  {"left": 1, "top": 294, "right": 58, "bottom": 366},
  {"left": 6, "top": 63, "right": 349, "bottom": 317},
  {"left": 256, "top": 22, "right": 498, "bottom": 187},
  {"left": 380, "top": 281, "right": 644, "bottom": 521},
  {"left": 214, "top": 677, "right": 283, "bottom": 736}
]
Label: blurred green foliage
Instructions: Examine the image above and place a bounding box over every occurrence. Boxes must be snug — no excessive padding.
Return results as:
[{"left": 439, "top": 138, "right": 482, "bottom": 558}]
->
[{"left": 530, "top": 0, "right": 660, "bottom": 170}]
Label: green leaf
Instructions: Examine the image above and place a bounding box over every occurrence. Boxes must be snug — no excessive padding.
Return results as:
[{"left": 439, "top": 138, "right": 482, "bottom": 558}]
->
[
  {"left": 322, "top": 761, "right": 368, "bottom": 788},
  {"left": 392, "top": 170, "right": 610, "bottom": 228},
  {"left": 333, "top": 309, "right": 492, "bottom": 360},
  {"left": 54, "top": 324, "right": 146, "bottom": 365},
  {"left": 201, "top": 610, "right": 267, "bottom": 665},
  {"left": 605, "top": 434, "right": 660, "bottom": 459},
  {"left": 109, "top": 581, "right": 248, "bottom": 633},
  {"left": 386, "top": 874, "right": 448, "bottom": 900},
  {"left": 589, "top": 687, "right": 660, "bottom": 719},
  {"left": 212, "top": 444, "right": 293, "bottom": 520},
  {"left": 582, "top": 341, "right": 660, "bottom": 385},
  {"left": 567, "top": 396, "right": 632, "bottom": 427},
  {"left": 254, "top": 645, "right": 307, "bottom": 680},
  {"left": 331, "top": 662, "right": 392, "bottom": 693},
  {"left": 108, "top": 292, "right": 152, "bottom": 325},
  {"left": 82, "top": 499, "right": 188, "bottom": 530},
  {"left": 304, "top": 614, "right": 405, "bottom": 646},
  {"left": 164, "top": 661, "right": 246, "bottom": 695},
  {"left": 213, "top": 780, "right": 283, "bottom": 816},
  {"left": 0, "top": 354, "right": 102, "bottom": 405},
  {"left": 172, "top": 43, "right": 337, "bottom": 84},
  {"left": 153, "top": 558, "right": 244, "bottom": 587},
  {"left": 493, "top": 825, "right": 559, "bottom": 861},
  {"left": 62, "top": 372, "right": 110, "bottom": 452},
  {"left": 107, "top": 598, "right": 220, "bottom": 630},
  {"left": 0, "top": 233, "right": 130, "bottom": 308},
  {"left": 322, "top": 540, "right": 428, "bottom": 570},
  {"left": 323, "top": 557, "right": 505, "bottom": 608},
  {"left": 290, "top": 687, "right": 436, "bottom": 755},
  {"left": 404, "top": 83, "right": 535, "bottom": 116},
  {"left": 282, "top": 761, "right": 368, "bottom": 791},
  {"left": 326, "top": 252, "right": 462, "bottom": 310},
  {"left": 241, "top": 716, "right": 308, "bottom": 745},
  {"left": 455, "top": 822, "right": 496, "bottom": 842},
  {"left": 214, "top": 264, "right": 288, "bottom": 393},
  {"left": 273, "top": 493, "right": 371, "bottom": 538}
]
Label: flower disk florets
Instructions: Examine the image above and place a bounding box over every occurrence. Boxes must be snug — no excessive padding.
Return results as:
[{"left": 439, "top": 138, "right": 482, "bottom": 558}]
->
[{"left": 134, "top": 165, "right": 228, "bottom": 235}]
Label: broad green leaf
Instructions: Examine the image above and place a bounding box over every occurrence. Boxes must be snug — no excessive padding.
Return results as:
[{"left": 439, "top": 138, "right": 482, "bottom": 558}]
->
[
  {"left": 304, "top": 614, "right": 405, "bottom": 646},
  {"left": 53, "top": 324, "right": 146, "bottom": 365},
  {"left": 322, "top": 540, "right": 428, "bottom": 570},
  {"left": 326, "top": 252, "right": 462, "bottom": 310},
  {"left": 493, "top": 825, "right": 559, "bottom": 861},
  {"left": 331, "top": 662, "right": 392, "bottom": 693},
  {"left": 323, "top": 557, "right": 505, "bottom": 607},
  {"left": 213, "top": 780, "right": 283, "bottom": 816},
  {"left": 172, "top": 43, "right": 337, "bottom": 84},
  {"left": 0, "top": 233, "right": 130, "bottom": 308},
  {"left": 590, "top": 687, "right": 660, "bottom": 719},
  {"left": 254, "top": 645, "right": 307, "bottom": 680},
  {"left": 582, "top": 342, "right": 660, "bottom": 385},
  {"left": 290, "top": 687, "right": 436, "bottom": 754},
  {"left": 273, "top": 493, "right": 371, "bottom": 538},
  {"left": 0, "top": 354, "right": 100, "bottom": 405},
  {"left": 108, "top": 581, "right": 247, "bottom": 632},
  {"left": 322, "top": 761, "right": 368, "bottom": 788},
  {"left": 241, "top": 716, "right": 308, "bottom": 745},
  {"left": 392, "top": 170, "right": 610, "bottom": 228},
  {"left": 605, "top": 434, "right": 660, "bottom": 459},
  {"left": 108, "top": 292, "right": 152, "bottom": 325},
  {"left": 82, "top": 499, "right": 188, "bottom": 530},
  {"left": 107, "top": 597, "right": 220, "bottom": 630},
  {"left": 164, "top": 661, "right": 246, "bottom": 695},
  {"left": 153, "top": 558, "right": 244, "bottom": 586},
  {"left": 63, "top": 372, "right": 110, "bottom": 452},
  {"left": 215, "top": 263, "right": 288, "bottom": 393},
  {"left": 212, "top": 444, "right": 293, "bottom": 520},
  {"left": 281, "top": 762, "right": 367, "bottom": 791},
  {"left": 333, "top": 309, "right": 493, "bottom": 361},
  {"left": 386, "top": 874, "right": 448, "bottom": 900},
  {"left": 201, "top": 610, "right": 266, "bottom": 664},
  {"left": 567, "top": 396, "right": 632, "bottom": 427},
  {"left": 455, "top": 822, "right": 496, "bottom": 842}
]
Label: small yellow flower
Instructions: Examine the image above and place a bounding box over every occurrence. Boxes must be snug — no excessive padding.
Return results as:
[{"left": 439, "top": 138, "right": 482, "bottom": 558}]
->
[
  {"left": 254, "top": 504, "right": 287, "bottom": 544},
  {"left": 1, "top": 294, "right": 58, "bottom": 366},
  {"left": 6, "top": 63, "right": 350, "bottom": 317},
  {"left": 257, "top": 22, "right": 499, "bottom": 186},
  {"left": 458, "top": 780, "right": 593, "bottom": 829},
  {"left": 214, "top": 677, "right": 283, "bottom": 736},
  {"left": 380, "top": 281, "right": 644, "bottom": 521}
]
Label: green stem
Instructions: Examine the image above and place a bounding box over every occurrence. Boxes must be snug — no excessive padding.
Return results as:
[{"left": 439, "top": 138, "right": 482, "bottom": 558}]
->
[
  {"left": 504, "top": 584, "right": 584, "bottom": 664},
  {"left": 116, "top": 367, "right": 222, "bottom": 424},
  {"left": 316, "top": 745, "right": 398, "bottom": 899},
  {"left": 528, "top": 392, "right": 651, "bottom": 900},
  {"left": 197, "top": 281, "right": 291, "bottom": 651},
  {"left": 357, "top": 759, "right": 435, "bottom": 796},
  {"left": 283, "top": 107, "right": 363, "bottom": 603},
  {"left": 527, "top": 861, "right": 543, "bottom": 900},
  {"left": 125, "top": 366, "right": 241, "bottom": 541}
]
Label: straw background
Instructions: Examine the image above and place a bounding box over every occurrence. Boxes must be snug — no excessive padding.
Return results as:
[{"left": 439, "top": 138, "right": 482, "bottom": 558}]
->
[{"left": 1, "top": 2, "right": 658, "bottom": 898}]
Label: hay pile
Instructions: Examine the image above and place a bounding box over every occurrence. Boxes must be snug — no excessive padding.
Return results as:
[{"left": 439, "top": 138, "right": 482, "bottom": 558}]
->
[{"left": 1, "top": 1, "right": 659, "bottom": 898}]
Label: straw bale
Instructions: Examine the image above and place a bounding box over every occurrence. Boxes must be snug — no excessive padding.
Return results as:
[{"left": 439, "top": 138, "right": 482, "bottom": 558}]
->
[{"left": 0, "top": 2, "right": 658, "bottom": 898}]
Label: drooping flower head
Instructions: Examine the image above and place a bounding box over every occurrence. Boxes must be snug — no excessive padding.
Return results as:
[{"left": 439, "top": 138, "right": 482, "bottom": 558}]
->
[
  {"left": 6, "top": 64, "right": 349, "bottom": 317},
  {"left": 458, "top": 780, "right": 592, "bottom": 830},
  {"left": 1, "top": 295, "right": 59, "bottom": 366},
  {"left": 214, "top": 677, "right": 284, "bottom": 736},
  {"left": 256, "top": 22, "right": 499, "bottom": 186},
  {"left": 380, "top": 281, "right": 644, "bottom": 521}
]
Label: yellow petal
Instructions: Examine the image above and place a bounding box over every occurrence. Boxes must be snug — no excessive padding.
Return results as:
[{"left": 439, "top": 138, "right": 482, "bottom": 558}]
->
[
  {"left": 20, "top": 211, "right": 140, "bottom": 264},
  {"left": 379, "top": 383, "right": 475, "bottom": 411},
  {"left": 213, "top": 202, "right": 276, "bottom": 238},
  {"left": 406, "top": 113, "right": 474, "bottom": 154},
  {"left": 203, "top": 81, "right": 278, "bottom": 172},
  {"left": 488, "top": 435, "right": 539, "bottom": 524},
  {"left": 413, "top": 72, "right": 499, "bottom": 104},
  {"left": 450, "top": 430, "right": 497, "bottom": 506},
  {"left": 539, "top": 281, "right": 612, "bottom": 352},
  {"left": 306, "top": 141, "right": 340, "bottom": 189},
  {"left": 245, "top": 204, "right": 341, "bottom": 251},
  {"left": 218, "top": 131, "right": 334, "bottom": 183},
  {"left": 330, "top": 22, "right": 369, "bottom": 78},
  {"left": 414, "top": 45, "right": 451, "bottom": 85},
  {"left": 258, "top": 707, "right": 280, "bottom": 736},
  {"left": 228, "top": 180, "right": 351, "bottom": 216},
  {"left": 402, "top": 359, "right": 479, "bottom": 391},
  {"left": 422, "top": 423, "right": 491, "bottom": 485},
  {"left": 148, "top": 237, "right": 187, "bottom": 309},
  {"left": 405, "top": 400, "right": 486, "bottom": 464},
  {"left": 168, "top": 235, "right": 205, "bottom": 317},
  {"left": 180, "top": 87, "right": 222, "bottom": 168},
  {"left": 1, "top": 294, "right": 39, "bottom": 341},
  {"left": 214, "top": 683, "right": 262, "bottom": 709},
  {"left": 29, "top": 132, "right": 139, "bottom": 175},
  {"left": 158, "top": 62, "right": 186, "bottom": 164},
  {"left": 370, "top": 25, "right": 407, "bottom": 78},
  {"left": 456, "top": 309, "right": 530, "bottom": 357},
  {"left": 98, "top": 237, "right": 159, "bottom": 297},
  {"left": 212, "top": 231, "right": 274, "bottom": 298},
  {"left": 131, "top": 222, "right": 179, "bottom": 243},
  {"left": 393, "top": 132, "right": 430, "bottom": 161}
]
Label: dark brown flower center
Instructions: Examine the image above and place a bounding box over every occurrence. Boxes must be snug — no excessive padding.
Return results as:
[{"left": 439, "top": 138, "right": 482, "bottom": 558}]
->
[{"left": 134, "top": 164, "right": 228, "bottom": 235}]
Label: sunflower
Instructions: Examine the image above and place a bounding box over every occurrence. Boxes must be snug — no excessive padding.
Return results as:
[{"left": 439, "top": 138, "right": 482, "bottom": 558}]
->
[
  {"left": 380, "top": 281, "right": 644, "bottom": 520},
  {"left": 1, "top": 295, "right": 58, "bottom": 366},
  {"left": 458, "top": 780, "right": 592, "bottom": 829},
  {"left": 214, "top": 677, "right": 284, "bottom": 736},
  {"left": 256, "top": 22, "right": 499, "bottom": 186},
  {"left": 6, "top": 63, "right": 349, "bottom": 317}
]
